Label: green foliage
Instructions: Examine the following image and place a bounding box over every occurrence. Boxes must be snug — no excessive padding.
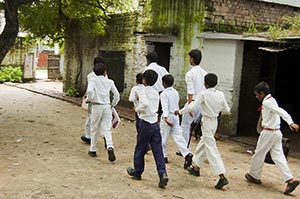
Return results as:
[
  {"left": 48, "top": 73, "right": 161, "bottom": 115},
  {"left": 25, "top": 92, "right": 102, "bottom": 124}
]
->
[
  {"left": 0, "top": 66, "right": 23, "bottom": 83},
  {"left": 66, "top": 86, "right": 79, "bottom": 97},
  {"left": 247, "top": 15, "right": 258, "bottom": 34},
  {"left": 18, "top": 0, "right": 133, "bottom": 44}
]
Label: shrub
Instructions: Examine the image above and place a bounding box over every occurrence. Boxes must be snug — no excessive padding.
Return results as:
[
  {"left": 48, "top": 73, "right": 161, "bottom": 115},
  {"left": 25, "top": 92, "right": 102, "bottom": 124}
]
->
[
  {"left": 66, "top": 86, "right": 79, "bottom": 97},
  {"left": 0, "top": 66, "right": 23, "bottom": 83}
]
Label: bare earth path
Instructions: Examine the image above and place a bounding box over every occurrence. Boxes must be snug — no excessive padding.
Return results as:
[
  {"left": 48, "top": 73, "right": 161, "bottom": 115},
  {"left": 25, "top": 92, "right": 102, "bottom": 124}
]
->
[{"left": 0, "top": 84, "right": 300, "bottom": 199}]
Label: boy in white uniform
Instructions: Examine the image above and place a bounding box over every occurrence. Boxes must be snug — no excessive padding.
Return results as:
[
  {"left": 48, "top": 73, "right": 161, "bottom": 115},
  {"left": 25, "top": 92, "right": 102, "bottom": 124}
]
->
[
  {"left": 245, "top": 81, "right": 299, "bottom": 195},
  {"left": 179, "top": 49, "right": 207, "bottom": 155},
  {"left": 127, "top": 69, "right": 168, "bottom": 188},
  {"left": 128, "top": 73, "right": 144, "bottom": 132},
  {"left": 81, "top": 57, "right": 106, "bottom": 148},
  {"left": 86, "top": 63, "right": 120, "bottom": 162},
  {"left": 160, "top": 74, "right": 193, "bottom": 168},
  {"left": 176, "top": 73, "right": 230, "bottom": 189}
]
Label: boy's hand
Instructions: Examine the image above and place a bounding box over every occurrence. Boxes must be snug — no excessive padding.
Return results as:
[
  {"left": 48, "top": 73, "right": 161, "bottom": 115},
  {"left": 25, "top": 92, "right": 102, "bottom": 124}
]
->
[
  {"left": 174, "top": 110, "right": 179, "bottom": 115},
  {"left": 164, "top": 118, "right": 174, "bottom": 127},
  {"left": 290, "top": 123, "right": 299, "bottom": 132}
]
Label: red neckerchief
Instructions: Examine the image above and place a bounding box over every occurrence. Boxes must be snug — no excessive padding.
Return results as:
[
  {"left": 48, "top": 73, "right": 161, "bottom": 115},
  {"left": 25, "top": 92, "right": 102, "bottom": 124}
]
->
[{"left": 257, "top": 95, "right": 272, "bottom": 112}]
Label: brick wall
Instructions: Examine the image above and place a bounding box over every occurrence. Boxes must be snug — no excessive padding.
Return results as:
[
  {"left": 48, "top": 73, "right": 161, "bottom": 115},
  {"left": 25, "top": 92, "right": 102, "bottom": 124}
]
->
[{"left": 205, "top": 0, "right": 300, "bottom": 32}]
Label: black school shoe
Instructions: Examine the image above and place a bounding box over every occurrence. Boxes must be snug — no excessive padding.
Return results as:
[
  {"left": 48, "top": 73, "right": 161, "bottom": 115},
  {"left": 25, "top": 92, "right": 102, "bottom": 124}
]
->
[
  {"left": 183, "top": 153, "right": 193, "bottom": 169},
  {"left": 187, "top": 166, "right": 200, "bottom": 176},
  {"left": 88, "top": 151, "right": 97, "bottom": 157},
  {"left": 107, "top": 147, "right": 116, "bottom": 162},
  {"left": 81, "top": 135, "right": 91, "bottom": 144},
  {"left": 158, "top": 173, "right": 169, "bottom": 188},
  {"left": 127, "top": 167, "right": 142, "bottom": 180},
  {"left": 215, "top": 177, "right": 229, "bottom": 189}
]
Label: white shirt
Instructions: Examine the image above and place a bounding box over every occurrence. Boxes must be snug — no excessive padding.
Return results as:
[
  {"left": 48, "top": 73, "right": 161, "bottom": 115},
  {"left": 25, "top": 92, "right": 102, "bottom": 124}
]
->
[
  {"left": 86, "top": 75, "right": 120, "bottom": 106},
  {"left": 160, "top": 87, "right": 180, "bottom": 118},
  {"left": 144, "top": 62, "right": 169, "bottom": 92},
  {"left": 262, "top": 94, "right": 294, "bottom": 129},
  {"left": 179, "top": 87, "right": 230, "bottom": 118},
  {"left": 185, "top": 65, "right": 207, "bottom": 100},
  {"left": 128, "top": 84, "right": 144, "bottom": 107},
  {"left": 135, "top": 85, "right": 159, "bottom": 124}
]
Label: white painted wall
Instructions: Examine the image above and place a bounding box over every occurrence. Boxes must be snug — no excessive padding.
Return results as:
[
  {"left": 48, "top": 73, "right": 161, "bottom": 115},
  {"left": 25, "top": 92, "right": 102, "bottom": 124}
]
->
[{"left": 200, "top": 38, "right": 244, "bottom": 135}]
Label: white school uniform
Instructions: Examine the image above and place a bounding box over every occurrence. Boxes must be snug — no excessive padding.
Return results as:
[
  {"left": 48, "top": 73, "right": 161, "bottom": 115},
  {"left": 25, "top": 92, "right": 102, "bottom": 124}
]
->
[
  {"left": 181, "top": 65, "right": 207, "bottom": 145},
  {"left": 160, "top": 87, "right": 191, "bottom": 158},
  {"left": 128, "top": 84, "right": 144, "bottom": 107},
  {"left": 179, "top": 87, "right": 230, "bottom": 176},
  {"left": 135, "top": 85, "right": 158, "bottom": 124},
  {"left": 249, "top": 94, "right": 294, "bottom": 182},
  {"left": 144, "top": 62, "right": 169, "bottom": 93},
  {"left": 86, "top": 75, "right": 120, "bottom": 152}
]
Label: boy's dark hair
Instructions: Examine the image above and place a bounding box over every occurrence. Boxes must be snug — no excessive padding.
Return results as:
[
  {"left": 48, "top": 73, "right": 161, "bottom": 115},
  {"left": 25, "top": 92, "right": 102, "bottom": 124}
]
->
[
  {"left": 162, "top": 74, "right": 174, "bottom": 87},
  {"left": 136, "top": 73, "right": 143, "bottom": 84},
  {"left": 93, "top": 63, "right": 106, "bottom": 76},
  {"left": 142, "top": 69, "right": 158, "bottom": 86},
  {"left": 253, "top": 81, "right": 271, "bottom": 95},
  {"left": 146, "top": 51, "right": 158, "bottom": 63},
  {"left": 188, "top": 49, "right": 202, "bottom": 65},
  {"left": 94, "top": 56, "right": 105, "bottom": 65},
  {"left": 204, "top": 73, "right": 218, "bottom": 88}
]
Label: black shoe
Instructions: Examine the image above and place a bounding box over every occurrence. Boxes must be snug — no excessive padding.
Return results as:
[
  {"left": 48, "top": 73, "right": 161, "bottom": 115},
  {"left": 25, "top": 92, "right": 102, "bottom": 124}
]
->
[
  {"left": 158, "top": 173, "right": 169, "bottom": 188},
  {"left": 176, "top": 151, "right": 183, "bottom": 156},
  {"left": 107, "top": 147, "right": 116, "bottom": 162},
  {"left": 103, "top": 137, "right": 107, "bottom": 149},
  {"left": 215, "top": 177, "right": 229, "bottom": 189},
  {"left": 127, "top": 167, "right": 142, "bottom": 180},
  {"left": 184, "top": 153, "right": 193, "bottom": 169},
  {"left": 88, "top": 151, "right": 97, "bottom": 157},
  {"left": 187, "top": 166, "right": 200, "bottom": 176},
  {"left": 164, "top": 157, "right": 169, "bottom": 163},
  {"left": 81, "top": 135, "right": 90, "bottom": 144}
]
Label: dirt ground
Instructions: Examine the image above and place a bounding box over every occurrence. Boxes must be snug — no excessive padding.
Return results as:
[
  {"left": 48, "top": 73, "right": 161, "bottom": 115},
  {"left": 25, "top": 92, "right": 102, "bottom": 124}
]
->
[{"left": 1, "top": 84, "right": 300, "bottom": 199}]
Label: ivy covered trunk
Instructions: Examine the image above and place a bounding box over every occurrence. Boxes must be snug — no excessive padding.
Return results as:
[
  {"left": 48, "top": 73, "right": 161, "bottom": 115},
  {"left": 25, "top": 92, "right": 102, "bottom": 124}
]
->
[{"left": 63, "top": 20, "right": 101, "bottom": 96}]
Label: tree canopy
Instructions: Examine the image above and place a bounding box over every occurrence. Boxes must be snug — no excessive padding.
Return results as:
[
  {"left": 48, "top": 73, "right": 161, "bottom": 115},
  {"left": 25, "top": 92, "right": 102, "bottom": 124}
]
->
[{"left": 0, "top": 0, "right": 133, "bottom": 64}]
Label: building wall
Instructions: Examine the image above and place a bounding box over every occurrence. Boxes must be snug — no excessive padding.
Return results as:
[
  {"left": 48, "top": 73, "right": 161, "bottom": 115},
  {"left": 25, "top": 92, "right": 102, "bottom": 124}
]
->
[{"left": 205, "top": 0, "right": 300, "bottom": 32}]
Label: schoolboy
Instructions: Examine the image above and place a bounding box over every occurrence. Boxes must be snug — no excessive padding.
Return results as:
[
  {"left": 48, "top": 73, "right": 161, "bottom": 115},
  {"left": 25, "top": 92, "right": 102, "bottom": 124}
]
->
[
  {"left": 127, "top": 69, "right": 168, "bottom": 188},
  {"left": 86, "top": 63, "right": 120, "bottom": 162},
  {"left": 160, "top": 74, "right": 193, "bottom": 168},
  {"left": 176, "top": 73, "right": 230, "bottom": 189}
]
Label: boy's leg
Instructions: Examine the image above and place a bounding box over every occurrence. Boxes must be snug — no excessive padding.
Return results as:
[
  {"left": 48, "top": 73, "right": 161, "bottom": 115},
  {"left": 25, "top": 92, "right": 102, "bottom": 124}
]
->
[
  {"left": 89, "top": 105, "right": 102, "bottom": 153},
  {"left": 200, "top": 117, "right": 226, "bottom": 176},
  {"left": 149, "top": 122, "right": 167, "bottom": 176},
  {"left": 172, "top": 125, "right": 191, "bottom": 157},
  {"left": 133, "top": 120, "right": 153, "bottom": 175},
  {"left": 100, "top": 105, "right": 115, "bottom": 161},
  {"left": 160, "top": 120, "right": 171, "bottom": 159},
  {"left": 269, "top": 131, "right": 293, "bottom": 182},
  {"left": 248, "top": 131, "right": 274, "bottom": 180}
]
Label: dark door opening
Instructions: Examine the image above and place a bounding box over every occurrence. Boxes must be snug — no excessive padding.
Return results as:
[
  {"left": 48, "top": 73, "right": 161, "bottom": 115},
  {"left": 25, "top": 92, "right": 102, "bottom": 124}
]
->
[
  {"left": 99, "top": 50, "right": 125, "bottom": 93},
  {"left": 153, "top": 42, "right": 172, "bottom": 72}
]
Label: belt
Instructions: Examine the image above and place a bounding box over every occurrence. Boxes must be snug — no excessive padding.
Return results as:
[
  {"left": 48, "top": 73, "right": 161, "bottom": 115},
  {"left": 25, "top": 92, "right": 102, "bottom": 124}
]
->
[
  {"left": 91, "top": 102, "right": 110, "bottom": 105},
  {"left": 263, "top": 128, "right": 280, "bottom": 131}
]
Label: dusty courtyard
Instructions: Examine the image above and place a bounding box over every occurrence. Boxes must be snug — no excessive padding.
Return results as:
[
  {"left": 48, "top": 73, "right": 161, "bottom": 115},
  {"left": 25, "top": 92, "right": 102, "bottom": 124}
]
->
[{"left": 1, "top": 84, "right": 300, "bottom": 199}]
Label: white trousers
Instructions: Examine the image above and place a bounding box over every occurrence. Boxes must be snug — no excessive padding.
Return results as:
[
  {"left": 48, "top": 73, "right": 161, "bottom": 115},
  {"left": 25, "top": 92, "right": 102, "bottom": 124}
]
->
[
  {"left": 249, "top": 130, "right": 293, "bottom": 182},
  {"left": 193, "top": 116, "right": 226, "bottom": 176},
  {"left": 84, "top": 103, "right": 104, "bottom": 138},
  {"left": 89, "top": 104, "right": 113, "bottom": 152},
  {"left": 160, "top": 114, "right": 191, "bottom": 158},
  {"left": 181, "top": 102, "right": 200, "bottom": 147}
]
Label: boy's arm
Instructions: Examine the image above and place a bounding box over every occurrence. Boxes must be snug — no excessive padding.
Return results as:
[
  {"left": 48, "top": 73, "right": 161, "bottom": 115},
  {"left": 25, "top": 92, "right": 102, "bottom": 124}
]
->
[
  {"left": 128, "top": 87, "right": 136, "bottom": 102},
  {"left": 86, "top": 78, "right": 96, "bottom": 101},
  {"left": 111, "top": 83, "right": 120, "bottom": 107},
  {"left": 178, "top": 94, "right": 202, "bottom": 115}
]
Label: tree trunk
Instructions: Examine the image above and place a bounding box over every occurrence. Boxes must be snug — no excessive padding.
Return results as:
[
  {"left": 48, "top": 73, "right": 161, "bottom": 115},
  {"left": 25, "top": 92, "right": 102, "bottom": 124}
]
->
[
  {"left": 0, "top": 1, "right": 19, "bottom": 64},
  {"left": 0, "top": 0, "right": 36, "bottom": 65}
]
